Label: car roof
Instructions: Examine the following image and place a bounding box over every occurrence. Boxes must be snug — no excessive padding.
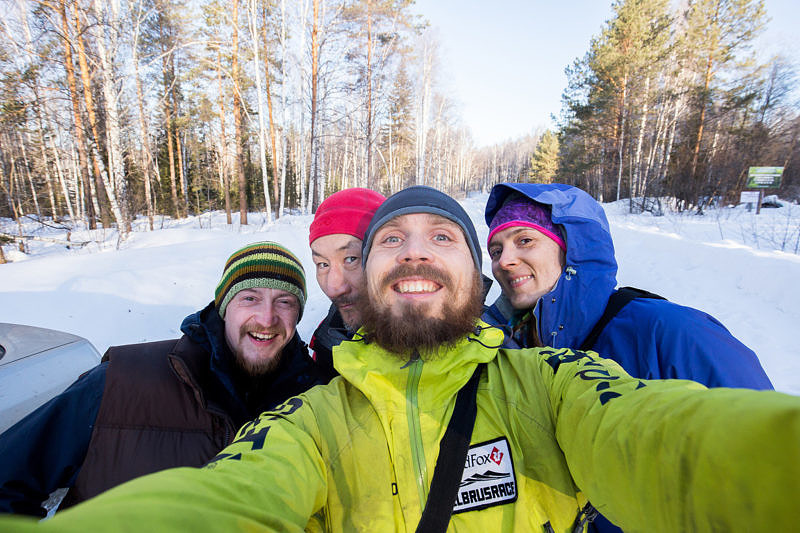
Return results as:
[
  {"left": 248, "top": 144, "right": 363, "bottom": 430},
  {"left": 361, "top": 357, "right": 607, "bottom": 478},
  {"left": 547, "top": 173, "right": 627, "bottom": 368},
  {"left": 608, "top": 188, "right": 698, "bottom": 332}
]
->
[{"left": 0, "top": 323, "right": 86, "bottom": 366}]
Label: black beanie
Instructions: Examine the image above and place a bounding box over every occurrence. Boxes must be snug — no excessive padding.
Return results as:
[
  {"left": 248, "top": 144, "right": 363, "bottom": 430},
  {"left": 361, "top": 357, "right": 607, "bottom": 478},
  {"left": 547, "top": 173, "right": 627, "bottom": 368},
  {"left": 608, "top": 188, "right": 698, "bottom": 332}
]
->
[{"left": 362, "top": 185, "right": 482, "bottom": 269}]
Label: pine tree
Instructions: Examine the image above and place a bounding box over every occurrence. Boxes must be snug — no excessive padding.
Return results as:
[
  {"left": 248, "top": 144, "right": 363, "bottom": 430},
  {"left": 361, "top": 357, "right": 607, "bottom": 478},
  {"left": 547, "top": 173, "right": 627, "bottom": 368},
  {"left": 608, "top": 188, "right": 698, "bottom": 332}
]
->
[{"left": 530, "top": 131, "right": 560, "bottom": 183}]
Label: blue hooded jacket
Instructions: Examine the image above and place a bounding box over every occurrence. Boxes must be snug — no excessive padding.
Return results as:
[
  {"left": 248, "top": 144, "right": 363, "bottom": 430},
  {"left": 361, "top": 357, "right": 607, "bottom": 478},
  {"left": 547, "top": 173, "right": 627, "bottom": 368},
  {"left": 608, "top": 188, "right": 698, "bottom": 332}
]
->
[
  {"left": 483, "top": 183, "right": 773, "bottom": 388},
  {"left": 483, "top": 183, "right": 772, "bottom": 533}
]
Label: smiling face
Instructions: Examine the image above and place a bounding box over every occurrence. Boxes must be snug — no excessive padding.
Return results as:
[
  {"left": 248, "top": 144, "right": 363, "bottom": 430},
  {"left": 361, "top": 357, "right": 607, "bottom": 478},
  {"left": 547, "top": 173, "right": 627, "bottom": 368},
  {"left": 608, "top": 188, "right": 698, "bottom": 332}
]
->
[
  {"left": 488, "top": 226, "right": 566, "bottom": 310},
  {"left": 360, "top": 213, "right": 483, "bottom": 356},
  {"left": 311, "top": 233, "right": 364, "bottom": 329},
  {"left": 366, "top": 213, "right": 475, "bottom": 320},
  {"left": 223, "top": 287, "right": 300, "bottom": 375}
]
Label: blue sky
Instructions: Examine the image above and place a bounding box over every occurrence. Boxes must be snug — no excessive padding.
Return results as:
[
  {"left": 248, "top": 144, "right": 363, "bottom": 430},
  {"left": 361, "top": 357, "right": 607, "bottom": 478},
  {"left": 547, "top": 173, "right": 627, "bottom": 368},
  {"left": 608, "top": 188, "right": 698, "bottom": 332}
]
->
[{"left": 412, "top": 0, "right": 800, "bottom": 147}]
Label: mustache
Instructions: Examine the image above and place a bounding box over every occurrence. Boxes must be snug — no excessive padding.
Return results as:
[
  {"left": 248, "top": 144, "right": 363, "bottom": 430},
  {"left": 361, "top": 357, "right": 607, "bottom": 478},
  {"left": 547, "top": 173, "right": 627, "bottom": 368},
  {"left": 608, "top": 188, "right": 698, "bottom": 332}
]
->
[
  {"left": 239, "top": 322, "right": 275, "bottom": 336},
  {"left": 332, "top": 295, "right": 356, "bottom": 308},
  {"left": 380, "top": 263, "right": 452, "bottom": 290}
]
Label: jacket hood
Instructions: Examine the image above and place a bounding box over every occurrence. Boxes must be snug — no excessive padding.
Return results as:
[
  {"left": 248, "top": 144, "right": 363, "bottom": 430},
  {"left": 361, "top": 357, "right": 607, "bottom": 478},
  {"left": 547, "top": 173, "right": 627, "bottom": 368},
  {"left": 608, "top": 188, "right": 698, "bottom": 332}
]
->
[{"left": 484, "top": 183, "right": 618, "bottom": 348}]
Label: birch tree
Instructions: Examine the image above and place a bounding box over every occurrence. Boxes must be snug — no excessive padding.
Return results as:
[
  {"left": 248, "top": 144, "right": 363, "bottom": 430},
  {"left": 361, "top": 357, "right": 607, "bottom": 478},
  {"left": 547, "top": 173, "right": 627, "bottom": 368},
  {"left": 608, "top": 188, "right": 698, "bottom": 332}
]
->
[
  {"left": 91, "top": 0, "right": 130, "bottom": 233},
  {"left": 247, "top": 0, "right": 273, "bottom": 222},
  {"left": 231, "top": 0, "right": 248, "bottom": 224},
  {"left": 132, "top": 0, "right": 155, "bottom": 230}
]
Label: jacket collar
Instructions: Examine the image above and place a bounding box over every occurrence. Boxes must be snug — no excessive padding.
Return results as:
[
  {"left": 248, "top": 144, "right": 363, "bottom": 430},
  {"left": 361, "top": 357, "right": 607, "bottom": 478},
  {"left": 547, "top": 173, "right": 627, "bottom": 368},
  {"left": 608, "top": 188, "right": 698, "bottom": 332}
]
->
[{"left": 333, "top": 321, "right": 504, "bottom": 411}]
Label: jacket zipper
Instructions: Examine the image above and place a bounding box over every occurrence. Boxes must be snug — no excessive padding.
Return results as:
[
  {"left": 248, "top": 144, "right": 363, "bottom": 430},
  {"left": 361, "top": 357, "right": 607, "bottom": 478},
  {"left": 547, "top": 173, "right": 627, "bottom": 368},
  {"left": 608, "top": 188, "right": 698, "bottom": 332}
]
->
[{"left": 405, "top": 355, "right": 428, "bottom": 508}]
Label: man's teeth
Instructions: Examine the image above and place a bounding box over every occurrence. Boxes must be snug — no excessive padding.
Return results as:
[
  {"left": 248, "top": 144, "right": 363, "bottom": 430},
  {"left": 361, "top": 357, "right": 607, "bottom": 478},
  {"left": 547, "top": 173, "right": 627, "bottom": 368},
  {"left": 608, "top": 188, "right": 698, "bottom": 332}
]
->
[
  {"left": 249, "top": 332, "right": 276, "bottom": 341},
  {"left": 396, "top": 280, "right": 439, "bottom": 293}
]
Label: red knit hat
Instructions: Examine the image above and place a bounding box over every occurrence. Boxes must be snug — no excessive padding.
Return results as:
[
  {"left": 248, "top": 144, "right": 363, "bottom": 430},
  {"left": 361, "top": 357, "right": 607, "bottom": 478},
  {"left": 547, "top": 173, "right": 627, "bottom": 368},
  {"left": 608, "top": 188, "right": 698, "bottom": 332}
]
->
[{"left": 309, "top": 188, "right": 386, "bottom": 244}]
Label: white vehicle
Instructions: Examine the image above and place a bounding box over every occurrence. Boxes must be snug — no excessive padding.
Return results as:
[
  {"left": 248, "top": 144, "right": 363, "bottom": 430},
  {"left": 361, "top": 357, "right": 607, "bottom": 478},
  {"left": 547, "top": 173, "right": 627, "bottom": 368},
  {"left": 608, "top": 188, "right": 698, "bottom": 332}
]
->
[{"left": 0, "top": 323, "right": 101, "bottom": 433}]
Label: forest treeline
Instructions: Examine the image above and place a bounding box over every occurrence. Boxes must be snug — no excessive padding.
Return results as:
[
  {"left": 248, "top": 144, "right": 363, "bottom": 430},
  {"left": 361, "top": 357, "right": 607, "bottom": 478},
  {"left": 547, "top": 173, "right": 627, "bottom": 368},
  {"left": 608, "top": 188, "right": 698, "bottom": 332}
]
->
[
  {"left": 546, "top": 0, "right": 798, "bottom": 213},
  {"left": 0, "top": 0, "right": 797, "bottom": 240}
]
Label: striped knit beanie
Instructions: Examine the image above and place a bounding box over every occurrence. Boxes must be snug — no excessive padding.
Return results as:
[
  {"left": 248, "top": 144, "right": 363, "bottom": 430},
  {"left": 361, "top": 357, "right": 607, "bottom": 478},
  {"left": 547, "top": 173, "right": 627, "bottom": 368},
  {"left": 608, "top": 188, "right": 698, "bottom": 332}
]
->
[{"left": 215, "top": 242, "right": 306, "bottom": 320}]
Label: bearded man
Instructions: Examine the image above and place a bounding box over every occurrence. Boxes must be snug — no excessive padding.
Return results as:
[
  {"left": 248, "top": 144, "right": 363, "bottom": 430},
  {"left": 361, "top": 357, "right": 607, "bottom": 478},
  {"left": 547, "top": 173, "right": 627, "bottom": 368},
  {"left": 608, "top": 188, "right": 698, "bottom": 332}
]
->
[
  {"left": 5, "top": 188, "right": 800, "bottom": 532},
  {"left": 0, "top": 242, "right": 327, "bottom": 517}
]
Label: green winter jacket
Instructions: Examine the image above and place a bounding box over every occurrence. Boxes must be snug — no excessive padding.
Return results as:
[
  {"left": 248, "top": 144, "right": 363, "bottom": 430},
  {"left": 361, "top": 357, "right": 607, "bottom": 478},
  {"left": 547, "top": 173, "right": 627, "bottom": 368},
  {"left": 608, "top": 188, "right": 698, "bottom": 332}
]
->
[{"left": 3, "top": 323, "right": 799, "bottom": 532}]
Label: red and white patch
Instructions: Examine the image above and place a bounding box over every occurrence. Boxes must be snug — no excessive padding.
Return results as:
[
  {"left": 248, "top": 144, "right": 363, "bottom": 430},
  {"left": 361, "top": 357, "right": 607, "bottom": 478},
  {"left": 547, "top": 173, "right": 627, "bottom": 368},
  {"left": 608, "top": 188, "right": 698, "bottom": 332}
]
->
[{"left": 453, "top": 437, "right": 517, "bottom": 513}]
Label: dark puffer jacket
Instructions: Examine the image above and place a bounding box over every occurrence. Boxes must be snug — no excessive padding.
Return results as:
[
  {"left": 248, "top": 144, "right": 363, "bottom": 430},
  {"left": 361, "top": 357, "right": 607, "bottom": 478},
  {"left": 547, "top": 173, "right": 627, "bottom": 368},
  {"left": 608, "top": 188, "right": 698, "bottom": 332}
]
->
[{"left": 0, "top": 302, "right": 328, "bottom": 517}]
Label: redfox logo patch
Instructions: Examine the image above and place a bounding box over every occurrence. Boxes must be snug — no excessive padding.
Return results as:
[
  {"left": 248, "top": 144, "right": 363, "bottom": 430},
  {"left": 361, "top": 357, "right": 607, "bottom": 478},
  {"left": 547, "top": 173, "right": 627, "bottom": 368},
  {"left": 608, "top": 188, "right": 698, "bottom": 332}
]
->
[{"left": 453, "top": 437, "right": 517, "bottom": 513}]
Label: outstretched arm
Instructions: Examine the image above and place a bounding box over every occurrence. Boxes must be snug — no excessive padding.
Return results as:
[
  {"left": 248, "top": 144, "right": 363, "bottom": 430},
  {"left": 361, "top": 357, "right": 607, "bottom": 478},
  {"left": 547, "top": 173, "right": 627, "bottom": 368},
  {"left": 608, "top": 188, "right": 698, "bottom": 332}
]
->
[
  {"left": 538, "top": 348, "right": 796, "bottom": 532},
  {"left": 0, "top": 395, "right": 328, "bottom": 531}
]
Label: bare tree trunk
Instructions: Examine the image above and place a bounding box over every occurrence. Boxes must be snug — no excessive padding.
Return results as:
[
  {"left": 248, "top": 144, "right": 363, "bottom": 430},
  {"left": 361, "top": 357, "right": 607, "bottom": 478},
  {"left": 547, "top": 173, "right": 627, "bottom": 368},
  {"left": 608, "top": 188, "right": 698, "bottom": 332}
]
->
[
  {"left": 2, "top": 135, "right": 21, "bottom": 226},
  {"left": 171, "top": 68, "right": 189, "bottom": 217},
  {"left": 175, "top": 129, "right": 189, "bottom": 215},
  {"left": 632, "top": 74, "right": 651, "bottom": 200},
  {"left": 616, "top": 70, "right": 628, "bottom": 202},
  {"left": 70, "top": 146, "right": 85, "bottom": 219},
  {"left": 33, "top": 126, "right": 59, "bottom": 221},
  {"left": 157, "top": 19, "right": 181, "bottom": 219},
  {"left": 342, "top": 127, "right": 350, "bottom": 189},
  {"left": 318, "top": 118, "right": 327, "bottom": 199},
  {"left": 416, "top": 36, "right": 433, "bottom": 186},
  {"left": 69, "top": 146, "right": 84, "bottom": 219},
  {"left": 91, "top": 0, "right": 130, "bottom": 234},
  {"left": 132, "top": 0, "right": 154, "bottom": 231},
  {"left": 72, "top": 2, "right": 112, "bottom": 228},
  {"left": 298, "top": 0, "right": 309, "bottom": 213},
  {"left": 691, "top": 54, "right": 714, "bottom": 183},
  {"left": 248, "top": 0, "right": 273, "bottom": 223},
  {"left": 365, "top": 0, "right": 373, "bottom": 190},
  {"left": 48, "top": 124, "right": 76, "bottom": 221},
  {"left": 278, "top": 0, "right": 288, "bottom": 217},
  {"left": 59, "top": 0, "right": 96, "bottom": 229},
  {"left": 163, "top": 97, "right": 180, "bottom": 217},
  {"left": 18, "top": 133, "right": 41, "bottom": 218},
  {"left": 261, "top": 3, "right": 280, "bottom": 211},
  {"left": 660, "top": 94, "right": 682, "bottom": 187},
  {"left": 644, "top": 90, "right": 668, "bottom": 198},
  {"left": 308, "top": 0, "right": 320, "bottom": 211},
  {"left": 215, "top": 46, "right": 232, "bottom": 224},
  {"left": 232, "top": 0, "right": 248, "bottom": 224}
]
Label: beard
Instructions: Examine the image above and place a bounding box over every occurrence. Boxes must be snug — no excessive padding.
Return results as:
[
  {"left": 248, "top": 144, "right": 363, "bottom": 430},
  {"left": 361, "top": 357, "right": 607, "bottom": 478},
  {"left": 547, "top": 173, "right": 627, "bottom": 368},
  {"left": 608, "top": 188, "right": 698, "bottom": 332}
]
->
[
  {"left": 233, "top": 350, "right": 281, "bottom": 377},
  {"left": 230, "top": 325, "right": 285, "bottom": 377},
  {"left": 331, "top": 295, "right": 359, "bottom": 330},
  {"left": 357, "top": 263, "right": 484, "bottom": 359}
]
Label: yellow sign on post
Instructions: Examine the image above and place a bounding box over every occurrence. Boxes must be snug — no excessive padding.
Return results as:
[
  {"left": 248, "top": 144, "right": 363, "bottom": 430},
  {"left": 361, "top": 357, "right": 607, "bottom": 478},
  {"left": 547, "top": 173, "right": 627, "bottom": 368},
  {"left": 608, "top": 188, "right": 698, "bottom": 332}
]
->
[{"left": 746, "top": 167, "right": 783, "bottom": 189}]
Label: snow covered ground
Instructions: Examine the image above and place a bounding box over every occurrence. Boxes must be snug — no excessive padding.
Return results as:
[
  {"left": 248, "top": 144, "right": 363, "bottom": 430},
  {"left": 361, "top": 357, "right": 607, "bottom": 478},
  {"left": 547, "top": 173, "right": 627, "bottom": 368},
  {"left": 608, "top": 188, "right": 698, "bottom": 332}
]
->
[{"left": 2, "top": 193, "right": 799, "bottom": 394}]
